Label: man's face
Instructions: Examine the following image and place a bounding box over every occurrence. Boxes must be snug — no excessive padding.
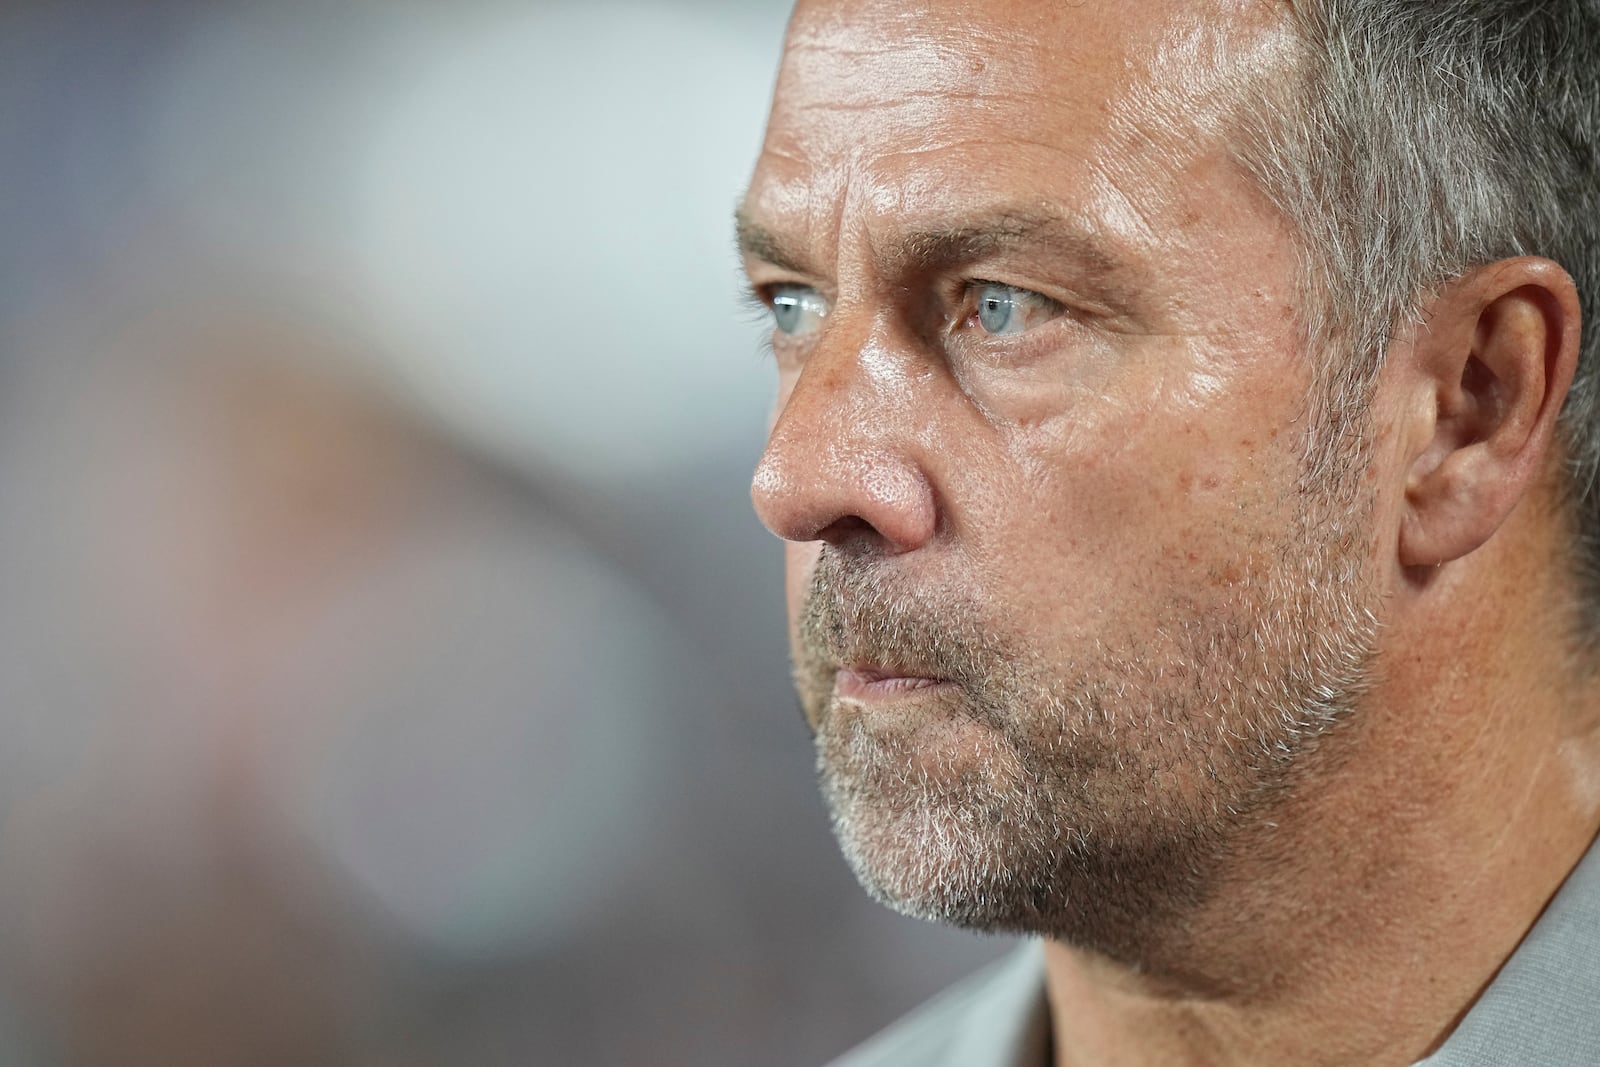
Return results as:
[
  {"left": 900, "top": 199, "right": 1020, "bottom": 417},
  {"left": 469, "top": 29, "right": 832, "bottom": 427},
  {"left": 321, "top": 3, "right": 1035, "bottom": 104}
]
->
[{"left": 741, "top": 0, "right": 1381, "bottom": 958}]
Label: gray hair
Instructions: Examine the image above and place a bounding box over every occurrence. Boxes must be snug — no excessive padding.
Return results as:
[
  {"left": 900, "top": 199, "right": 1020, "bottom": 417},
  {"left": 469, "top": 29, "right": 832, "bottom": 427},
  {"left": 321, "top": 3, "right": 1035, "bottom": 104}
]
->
[{"left": 1240, "top": 1, "right": 1600, "bottom": 619}]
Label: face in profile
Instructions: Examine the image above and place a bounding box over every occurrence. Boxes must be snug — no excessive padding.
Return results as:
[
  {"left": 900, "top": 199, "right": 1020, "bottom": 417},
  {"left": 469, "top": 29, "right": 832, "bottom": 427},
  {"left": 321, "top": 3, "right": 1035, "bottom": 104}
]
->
[{"left": 742, "top": 0, "right": 1384, "bottom": 961}]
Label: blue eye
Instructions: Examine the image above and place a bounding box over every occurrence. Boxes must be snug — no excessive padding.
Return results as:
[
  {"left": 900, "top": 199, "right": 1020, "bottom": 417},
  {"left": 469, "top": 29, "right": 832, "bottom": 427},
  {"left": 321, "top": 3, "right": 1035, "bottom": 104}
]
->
[
  {"left": 771, "top": 285, "right": 828, "bottom": 336},
  {"left": 973, "top": 283, "right": 1061, "bottom": 336}
]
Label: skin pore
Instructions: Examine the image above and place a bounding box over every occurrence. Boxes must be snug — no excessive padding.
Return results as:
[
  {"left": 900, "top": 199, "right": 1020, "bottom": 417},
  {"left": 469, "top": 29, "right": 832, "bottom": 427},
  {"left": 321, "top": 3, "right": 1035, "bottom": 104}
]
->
[{"left": 740, "top": 1, "right": 1600, "bottom": 1065}]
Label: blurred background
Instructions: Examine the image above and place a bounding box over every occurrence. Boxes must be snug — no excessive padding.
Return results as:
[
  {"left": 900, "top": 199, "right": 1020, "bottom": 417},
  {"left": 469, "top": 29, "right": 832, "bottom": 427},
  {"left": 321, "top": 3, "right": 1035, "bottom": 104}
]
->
[{"left": 0, "top": 1, "right": 1013, "bottom": 1064}]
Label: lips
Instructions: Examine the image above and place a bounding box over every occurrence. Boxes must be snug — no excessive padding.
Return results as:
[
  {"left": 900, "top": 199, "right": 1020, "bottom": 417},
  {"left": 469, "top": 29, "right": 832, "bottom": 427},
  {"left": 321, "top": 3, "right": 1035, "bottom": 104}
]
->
[{"left": 835, "top": 665, "right": 951, "bottom": 701}]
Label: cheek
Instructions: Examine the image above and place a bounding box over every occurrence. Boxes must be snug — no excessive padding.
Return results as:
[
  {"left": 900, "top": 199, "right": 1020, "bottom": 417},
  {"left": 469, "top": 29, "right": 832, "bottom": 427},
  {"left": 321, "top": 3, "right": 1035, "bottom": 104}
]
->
[{"left": 967, "top": 367, "right": 1306, "bottom": 609}]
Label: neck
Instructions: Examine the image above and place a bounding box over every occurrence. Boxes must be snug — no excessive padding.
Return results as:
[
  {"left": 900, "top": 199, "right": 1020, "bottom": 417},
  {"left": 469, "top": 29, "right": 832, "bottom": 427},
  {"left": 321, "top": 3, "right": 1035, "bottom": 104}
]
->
[{"left": 1043, "top": 521, "right": 1600, "bottom": 1067}]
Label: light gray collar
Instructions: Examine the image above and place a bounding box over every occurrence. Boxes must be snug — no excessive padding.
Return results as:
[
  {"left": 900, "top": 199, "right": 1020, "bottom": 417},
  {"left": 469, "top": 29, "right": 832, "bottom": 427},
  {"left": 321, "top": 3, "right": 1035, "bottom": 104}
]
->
[
  {"left": 969, "top": 835, "right": 1600, "bottom": 1067},
  {"left": 1416, "top": 833, "right": 1600, "bottom": 1066}
]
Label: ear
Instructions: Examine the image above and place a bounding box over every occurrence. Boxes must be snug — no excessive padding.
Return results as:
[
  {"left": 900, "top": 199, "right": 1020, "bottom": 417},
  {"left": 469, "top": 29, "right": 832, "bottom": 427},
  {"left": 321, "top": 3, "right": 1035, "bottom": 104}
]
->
[{"left": 1398, "top": 257, "right": 1581, "bottom": 568}]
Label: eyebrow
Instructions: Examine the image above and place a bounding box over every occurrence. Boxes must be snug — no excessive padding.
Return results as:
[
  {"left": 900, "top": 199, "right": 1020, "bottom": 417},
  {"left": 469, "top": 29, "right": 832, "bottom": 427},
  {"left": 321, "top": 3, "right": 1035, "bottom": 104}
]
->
[
  {"left": 735, "top": 208, "right": 814, "bottom": 276},
  {"left": 735, "top": 204, "right": 1142, "bottom": 305},
  {"left": 901, "top": 211, "right": 1127, "bottom": 280}
]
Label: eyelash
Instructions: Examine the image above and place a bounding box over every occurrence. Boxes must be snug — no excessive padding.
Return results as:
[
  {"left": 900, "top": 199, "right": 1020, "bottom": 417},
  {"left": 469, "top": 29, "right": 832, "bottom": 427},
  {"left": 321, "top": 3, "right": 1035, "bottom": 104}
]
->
[
  {"left": 739, "top": 287, "right": 769, "bottom": 321},
  {"left": 740, "top": 286, "right": 780, "bottom": 361}
]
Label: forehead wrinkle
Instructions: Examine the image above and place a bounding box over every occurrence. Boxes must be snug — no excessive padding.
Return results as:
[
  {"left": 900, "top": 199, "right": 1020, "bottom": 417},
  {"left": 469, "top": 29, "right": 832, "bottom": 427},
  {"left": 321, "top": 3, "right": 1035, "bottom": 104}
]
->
[
  {"left": 791, "top": 89, "right": 1000, "bottom": 115},
  {"left": 776, "top": 8, "right": 1058, "bottom": 111}
]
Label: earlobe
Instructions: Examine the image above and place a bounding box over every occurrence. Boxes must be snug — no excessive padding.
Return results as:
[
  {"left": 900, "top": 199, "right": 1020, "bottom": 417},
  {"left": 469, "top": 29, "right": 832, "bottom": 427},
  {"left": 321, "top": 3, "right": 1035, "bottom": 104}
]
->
[{"left": 1397, "top": 258, "right": 1580, "bottom": 568}]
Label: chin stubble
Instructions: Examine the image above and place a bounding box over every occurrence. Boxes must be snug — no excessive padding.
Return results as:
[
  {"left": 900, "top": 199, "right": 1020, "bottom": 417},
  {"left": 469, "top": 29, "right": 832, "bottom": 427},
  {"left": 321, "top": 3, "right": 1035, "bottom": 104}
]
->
[{"left": 797, "top": 525, "right": 1379, "bottom": 963}]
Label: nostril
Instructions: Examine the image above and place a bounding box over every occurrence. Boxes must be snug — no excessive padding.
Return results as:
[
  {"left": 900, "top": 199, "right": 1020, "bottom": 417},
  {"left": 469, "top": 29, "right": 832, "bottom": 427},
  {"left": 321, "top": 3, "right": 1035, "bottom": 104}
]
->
[
  {"left": 751, "top": 442, "right": 937, "bottom": 552},
  {"left": 751, "top": 381, "right": 938, "bottom": 551},
  {"left": 816, "top": 514, "right": 876, "bottom": 546}
]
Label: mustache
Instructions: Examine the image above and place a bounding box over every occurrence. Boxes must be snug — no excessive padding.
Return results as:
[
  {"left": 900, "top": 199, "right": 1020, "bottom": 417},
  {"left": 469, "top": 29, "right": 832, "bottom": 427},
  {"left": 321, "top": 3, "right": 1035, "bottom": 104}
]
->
[{"left": 795, "top": 550, "right": 1001, "bottom": 691}]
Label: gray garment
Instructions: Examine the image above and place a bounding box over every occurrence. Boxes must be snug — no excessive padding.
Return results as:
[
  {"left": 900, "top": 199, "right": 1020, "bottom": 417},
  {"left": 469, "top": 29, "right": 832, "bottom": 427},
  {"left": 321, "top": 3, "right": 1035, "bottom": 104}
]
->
[
  {"left": 828, "top": 837, "right": 1600, "bottom": 1066},
  {"left": 827, "top": 943, "right": 1051, "bottom": 1067}
]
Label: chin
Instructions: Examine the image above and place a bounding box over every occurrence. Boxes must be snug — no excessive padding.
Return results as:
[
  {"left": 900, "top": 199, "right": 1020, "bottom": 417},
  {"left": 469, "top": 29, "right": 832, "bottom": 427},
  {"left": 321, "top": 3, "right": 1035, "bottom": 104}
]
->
[
  {"left": 824, "top": 768, "right": 1227, "bottom": 960},
  {"left": 814, "top": 696, "right": 1280, "bottom": 961}
]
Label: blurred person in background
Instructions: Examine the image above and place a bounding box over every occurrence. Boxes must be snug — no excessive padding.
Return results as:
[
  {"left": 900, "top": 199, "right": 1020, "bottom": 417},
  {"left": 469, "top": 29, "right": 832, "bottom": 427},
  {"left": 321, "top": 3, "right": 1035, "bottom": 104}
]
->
[{"left": 739, "top": 0, "right": 1600, "bottom": 1064}]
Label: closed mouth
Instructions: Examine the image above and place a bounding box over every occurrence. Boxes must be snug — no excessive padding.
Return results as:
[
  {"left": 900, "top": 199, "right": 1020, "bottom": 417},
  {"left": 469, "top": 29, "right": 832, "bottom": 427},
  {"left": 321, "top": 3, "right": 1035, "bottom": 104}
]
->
[{"left": 835, "top": 665, "right": 951, "bottom": 700}]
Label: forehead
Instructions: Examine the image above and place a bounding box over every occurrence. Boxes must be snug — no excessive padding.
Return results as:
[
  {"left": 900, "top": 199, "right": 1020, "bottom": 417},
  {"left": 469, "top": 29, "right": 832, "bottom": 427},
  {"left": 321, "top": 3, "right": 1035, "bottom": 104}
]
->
[{"left": 747, "top": 0, "right": 1293, "bottom": 253}]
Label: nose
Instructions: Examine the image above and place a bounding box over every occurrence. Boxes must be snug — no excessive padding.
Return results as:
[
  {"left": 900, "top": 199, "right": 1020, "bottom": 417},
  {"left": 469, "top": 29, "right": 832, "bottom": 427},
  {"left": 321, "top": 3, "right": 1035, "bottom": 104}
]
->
[{"left": 750, "top": 343, "right": 937, "bottom": 554}]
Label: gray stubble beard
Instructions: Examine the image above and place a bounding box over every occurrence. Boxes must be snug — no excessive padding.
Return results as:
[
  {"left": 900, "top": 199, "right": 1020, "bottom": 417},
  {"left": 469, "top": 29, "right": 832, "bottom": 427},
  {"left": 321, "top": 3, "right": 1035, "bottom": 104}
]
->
[{"left": 798, "top": 506, "right": 1379, "bottom": 967}]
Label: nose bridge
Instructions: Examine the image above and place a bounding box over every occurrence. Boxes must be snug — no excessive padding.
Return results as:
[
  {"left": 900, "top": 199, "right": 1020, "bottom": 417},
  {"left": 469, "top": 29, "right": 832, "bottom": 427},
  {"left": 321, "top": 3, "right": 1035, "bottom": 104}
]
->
[
  {"left": 791, "top": 303, "right": 915, "bottom": 439},
  {"left": 752, "top": 309, "right": 937, "bottom": 552},
  {"left": 768, "top": 319, "right": 904, "bottom": 487}
]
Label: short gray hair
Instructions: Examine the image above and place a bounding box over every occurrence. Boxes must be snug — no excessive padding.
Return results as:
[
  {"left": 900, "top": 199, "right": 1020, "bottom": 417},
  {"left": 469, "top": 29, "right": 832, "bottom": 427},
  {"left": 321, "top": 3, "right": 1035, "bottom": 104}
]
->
[{"left": 1240, "top": 1, "right": 1600, "bottom": 617}]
